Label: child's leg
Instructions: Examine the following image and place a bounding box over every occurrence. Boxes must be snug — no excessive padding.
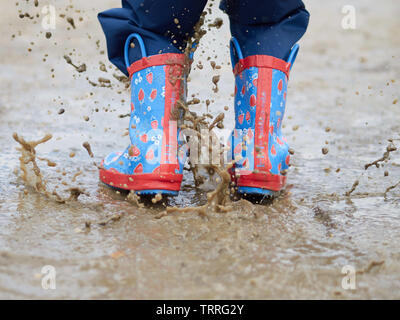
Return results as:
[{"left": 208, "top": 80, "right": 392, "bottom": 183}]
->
[
  {"left": 98, "top": 0, "right": 208, "bottom": 76},
  {"left": 220, "top": 0, "right": 309, "bottom": 60}
]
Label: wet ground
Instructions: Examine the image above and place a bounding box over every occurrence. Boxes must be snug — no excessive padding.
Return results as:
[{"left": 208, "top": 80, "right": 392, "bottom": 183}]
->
[{"left": 0, "top": 0, "right": 399, "bottom": 299}]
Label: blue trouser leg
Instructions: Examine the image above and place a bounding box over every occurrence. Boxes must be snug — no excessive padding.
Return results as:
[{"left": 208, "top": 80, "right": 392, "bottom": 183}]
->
[
  {"left": 99, "top": 0, "right": 309, "bottom": 75},
  {"left": 98, "top": 0, "right": 208, "bottom": 76},
  {"left": 220, "top": 0, "right": 309, "bottom": 61}
]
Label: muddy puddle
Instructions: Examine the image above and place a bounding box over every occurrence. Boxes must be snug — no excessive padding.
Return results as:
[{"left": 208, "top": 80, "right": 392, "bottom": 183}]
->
[{"left": 0, "top": 0, "right": 400, "bottom": 299}]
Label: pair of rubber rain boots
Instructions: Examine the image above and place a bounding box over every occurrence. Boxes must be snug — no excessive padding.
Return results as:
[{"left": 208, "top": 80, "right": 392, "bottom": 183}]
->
[{"left": 99, "top": 33, "right": 299, "bottom": 197}]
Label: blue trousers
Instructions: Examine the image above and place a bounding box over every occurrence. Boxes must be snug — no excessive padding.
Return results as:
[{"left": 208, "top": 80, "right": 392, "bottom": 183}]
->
[{"left": 98, "top": 0, "right": 309, "bottom": 76}]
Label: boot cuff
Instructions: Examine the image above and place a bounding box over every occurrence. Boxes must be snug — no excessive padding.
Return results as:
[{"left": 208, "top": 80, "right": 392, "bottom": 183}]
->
[
  {"left": 127, "top": 53, "right": 188, "bottom": 78},
  {"left": 233, "top": 55, "right": 291, "bottom": 78}
]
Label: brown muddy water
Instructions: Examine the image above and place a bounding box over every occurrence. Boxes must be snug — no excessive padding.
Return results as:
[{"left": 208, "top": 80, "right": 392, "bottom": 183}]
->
[{"left": 0, "top": 0, "right": 400, "bottom": 299}]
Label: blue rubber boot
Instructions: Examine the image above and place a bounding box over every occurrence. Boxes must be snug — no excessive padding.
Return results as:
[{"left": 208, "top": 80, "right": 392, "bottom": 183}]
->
[
  {"left": 99, "top": 34, "right": 189, "bottom": 195},
  {"left": 227, "top": 37, "right": 300, "bottom": 197}
]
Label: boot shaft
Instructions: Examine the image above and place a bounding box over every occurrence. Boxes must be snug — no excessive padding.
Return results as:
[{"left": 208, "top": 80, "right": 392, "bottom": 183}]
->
[
  {"left": 125, "top": 34, "right": 189, "bottom": 174},
  {"left": 99, "top": 34, "right": 189, "bottom": 193},
  {"left": 229, "top": 37, "right": 299, "bottom": 192}
]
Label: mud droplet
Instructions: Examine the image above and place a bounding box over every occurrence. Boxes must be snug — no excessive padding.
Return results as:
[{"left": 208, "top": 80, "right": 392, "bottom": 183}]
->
[
  {"left": 82, "top": 142, "right": 94, "bottom": 158},
  {"left": 63, "top": 55, "right": 86, "bottom": 73},
  {"left": 208, "top": 18, "right": 223, "bottom": 29},
  {"left": 66, "top": 17, "right": 76, "bottom": 29},
  {"left": 212, "top": 75, "right": 220, "bottom": 93},
  {"left": 345, "top": 180, "right": 359, "bottom": 196},
  {"left": 152, "top": 193, "right": 163, "bottom": 204},
  {"left": 384, "top": 170, "right": 389, "bottom": 177}
]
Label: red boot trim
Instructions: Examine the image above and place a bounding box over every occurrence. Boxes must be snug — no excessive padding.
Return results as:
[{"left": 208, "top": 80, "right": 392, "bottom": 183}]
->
[
  {"left": 236, "top": 172, "right": 286, "bottom": 192},
  {"left": 254, "top": 67, "right": 273, "bottom": 173},
  {"left": 234, "top": 55, "right": 291, "bottom": 78},
  {"left": 160, "top": 64, "right": 182, "bottom": 172},
  {"left": 99, "top": 168, "right": 183, "bottom": 191},
  {"left": 127, "top": 53, "right": 188, "bottom": 78}
]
